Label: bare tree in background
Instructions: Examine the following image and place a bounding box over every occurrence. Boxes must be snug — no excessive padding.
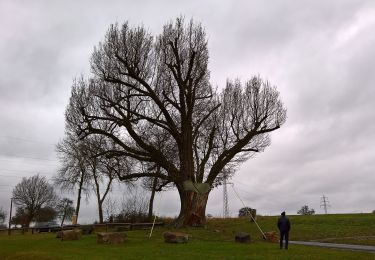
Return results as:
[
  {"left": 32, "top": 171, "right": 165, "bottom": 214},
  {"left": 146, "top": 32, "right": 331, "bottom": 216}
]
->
[
  {"left": 0, "top": 207, "right": 6, "bottom": 227},
  {"left": 297, "top": 205, "right": 315, "bottom": 215},
  {"left": 66, "top": 17, "right": 286, "bottom": 227},
  {"left": 85, "top": 135, "right": 117, "bottom": 224},
  {"left": 56, "top": 127, "right": 128, "bottom": 224},
  {"left": 114, "top": 189, "right": 148, "bottom": 223},
  {"left": 34, "top": 207, "right": 57, "bottom": 222},
  {"left": 12, "top": 175, "right": 57, "bottom": 227},
  {"left": 11, "top": 208, "right": 28, "bottom": 227},
  {"left": 103, "top": 195, "right": 118, "bottom": 222},
  {"left": 56, "top": 198, "right": 75, "bottom": 226},
  {"left": 55, "top": 132, "right": 91, "bottom": 222},
  {"left": 141, "top": 166, "right": 171, "bottom": 220}
]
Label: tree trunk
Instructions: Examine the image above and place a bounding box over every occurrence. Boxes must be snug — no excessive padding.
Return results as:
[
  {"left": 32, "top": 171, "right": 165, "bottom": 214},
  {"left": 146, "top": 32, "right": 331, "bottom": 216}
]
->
[
  {"left": 172, "top": 185, "right": 209, "bottom": 227},
  {"left": 98, "top": 200, "right": 104, "bottom": 224},
  {"left": 75, "top": 180, "right": 83, "bottom": 221},
  {"left": 25, "top": 213, "right": 33, "bottom": 228},
  {"left": 60, "top": 213, "right": 66, "bottom": 227},
  {"left": 148, "top": 177, "right": 158, "bottom": 220}
]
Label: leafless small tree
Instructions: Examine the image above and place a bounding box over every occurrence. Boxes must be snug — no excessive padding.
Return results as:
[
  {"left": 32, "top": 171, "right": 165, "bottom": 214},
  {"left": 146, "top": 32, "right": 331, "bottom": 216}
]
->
[
  {"left": 55, "top": 132, "right": 91, "bottom": 222},
  {"left": 103, "top": 195, "right": 118, "bottom": 222},
  {"left": 56, "top": 198, "right": 75, "bottom": 226},
  {"left": 12, "top": 175, "right": 57, "bottom": 227},
  {"left": 84, "top": 134, "right": 117, "bottom": 224},
  {"left": 56, "top": 125, "right": 125, "bottom": 224},
  {"left": 115, "top": 189, "right": 148, "bottom": 223}
]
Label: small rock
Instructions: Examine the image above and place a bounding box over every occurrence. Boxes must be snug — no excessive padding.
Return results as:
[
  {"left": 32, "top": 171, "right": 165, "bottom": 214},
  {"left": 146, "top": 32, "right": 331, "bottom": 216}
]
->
[
  {"left": 235, "top": 232, "right": 251, "bottom": 243},
  {"left": 163, "top": 231, "right": 189, "bottom": 243},
  {"left": 97, "top": 232, "right": 126, "bottom": 244},
  {"left": 263, "top": 231, "right": 279, "bottom": 243},
  {"left": 61, "top": 229, "right": 82, "bottom": 241}
]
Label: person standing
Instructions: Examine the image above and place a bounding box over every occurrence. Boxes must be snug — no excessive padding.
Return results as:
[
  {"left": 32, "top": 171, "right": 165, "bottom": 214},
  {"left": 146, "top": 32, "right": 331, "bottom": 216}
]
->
[{"left": 277, "top": 211, "right": 291, "bottom": 249}]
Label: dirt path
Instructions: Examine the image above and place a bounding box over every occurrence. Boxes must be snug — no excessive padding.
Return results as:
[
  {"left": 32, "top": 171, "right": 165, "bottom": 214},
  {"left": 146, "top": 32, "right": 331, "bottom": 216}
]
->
[{"left": 290, "top": 241, "right": 375, "bottom": 253}]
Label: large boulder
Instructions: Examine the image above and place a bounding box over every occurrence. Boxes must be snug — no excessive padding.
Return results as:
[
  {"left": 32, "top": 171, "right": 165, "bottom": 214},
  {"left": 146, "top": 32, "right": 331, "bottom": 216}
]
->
[
  {"left": 97, "top": 232, "right": 126, "bottom": 244},
  {"left": 263, "top": 231, "right": 279, "bottom": 243},
  {"left": 163, "top": 231, "right": 189, "bottom": 243},
  {"left": 235, "top": 232, "right": 251, "bottom": 243},
  {"left": 61, "top": 229, "right": 82, "bottom": 241}
]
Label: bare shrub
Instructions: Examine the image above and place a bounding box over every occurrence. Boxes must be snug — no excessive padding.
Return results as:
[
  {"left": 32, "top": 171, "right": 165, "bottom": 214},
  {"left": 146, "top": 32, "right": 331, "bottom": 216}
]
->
[{"left": 114, "top": 189, "right": 148, "bottom": 223}]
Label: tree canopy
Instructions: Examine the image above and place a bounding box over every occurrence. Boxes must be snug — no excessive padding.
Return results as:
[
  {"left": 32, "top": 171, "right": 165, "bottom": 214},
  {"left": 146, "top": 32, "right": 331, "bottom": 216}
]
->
[{"left": 297, "top": 205, "right": 315, "bottom": 215}]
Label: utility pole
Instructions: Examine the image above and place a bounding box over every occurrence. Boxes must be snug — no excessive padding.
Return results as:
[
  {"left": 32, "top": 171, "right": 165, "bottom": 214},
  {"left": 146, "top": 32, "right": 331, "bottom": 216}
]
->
[
  {"left": 8, "top": 198, "right": 13, "bottom": 235},
  {"left": 223, "top": 173, "right": 229, "bottom": 218},
  {"left": 320, "top": 195, "right": 330, "bottom": 214}
]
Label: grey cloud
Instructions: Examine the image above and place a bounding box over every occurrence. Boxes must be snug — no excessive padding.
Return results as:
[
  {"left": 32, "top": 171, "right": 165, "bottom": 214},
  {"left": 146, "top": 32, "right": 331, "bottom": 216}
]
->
[{"left": 1, "top": 0, "right": 375, "bottom": 221}]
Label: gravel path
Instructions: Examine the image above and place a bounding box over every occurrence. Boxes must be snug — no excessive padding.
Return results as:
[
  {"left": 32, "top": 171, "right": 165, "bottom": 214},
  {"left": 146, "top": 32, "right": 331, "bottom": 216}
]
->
[{"left": 290, "top": 241, "right": 375, "bottom": 253}]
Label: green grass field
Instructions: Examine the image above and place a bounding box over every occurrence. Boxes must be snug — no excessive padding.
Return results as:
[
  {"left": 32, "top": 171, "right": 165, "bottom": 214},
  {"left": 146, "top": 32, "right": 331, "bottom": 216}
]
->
[{"left": 1, "top": 213, "right": 375, "bottom": 259}]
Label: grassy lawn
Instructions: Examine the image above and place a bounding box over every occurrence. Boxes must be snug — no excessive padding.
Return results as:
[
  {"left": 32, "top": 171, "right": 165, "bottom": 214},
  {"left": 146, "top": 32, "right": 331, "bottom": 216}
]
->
[{"left": 1, "top": 213, "right": 375, "bottom": 259}]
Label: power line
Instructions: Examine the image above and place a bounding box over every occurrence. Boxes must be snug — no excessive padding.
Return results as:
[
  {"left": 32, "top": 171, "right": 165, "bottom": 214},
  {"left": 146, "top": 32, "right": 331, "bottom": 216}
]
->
[
  {"left": 0, "top": 135, "right": 55, "bottom": 146},
  {"left": 231, "top": 181, "right": 258, "bottom": 196},
  {"left": 0, "top": 159, "right": 57, "bottom": 166},
  {"left": 0, "top": 154, "right": 57, "bottom": 162},
  {"left": 0, "top": 172, "right": 55, "bottom": 179},
  {"left": 0, "top": 168, "right": 53, "bottom": 174},
  {"left": 0, "top": 174, "right": 24, "bottom": 178}
]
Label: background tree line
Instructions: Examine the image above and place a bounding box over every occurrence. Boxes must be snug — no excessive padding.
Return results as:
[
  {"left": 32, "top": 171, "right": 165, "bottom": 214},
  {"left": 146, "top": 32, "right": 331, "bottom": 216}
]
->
[{"left": 10, "top": 175, "right": 74, "bottom": 227}]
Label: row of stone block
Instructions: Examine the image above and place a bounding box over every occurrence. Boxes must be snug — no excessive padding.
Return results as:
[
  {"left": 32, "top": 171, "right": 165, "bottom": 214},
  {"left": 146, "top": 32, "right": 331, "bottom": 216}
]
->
[{"left": 56, "top": 229, "right": 278, "bottom": 244}]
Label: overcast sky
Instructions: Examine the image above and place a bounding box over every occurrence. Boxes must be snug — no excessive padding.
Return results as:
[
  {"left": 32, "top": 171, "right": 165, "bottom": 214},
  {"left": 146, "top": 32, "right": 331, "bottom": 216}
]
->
[{"left": 1, "top": 0, "right": 375, "bottom": 223}]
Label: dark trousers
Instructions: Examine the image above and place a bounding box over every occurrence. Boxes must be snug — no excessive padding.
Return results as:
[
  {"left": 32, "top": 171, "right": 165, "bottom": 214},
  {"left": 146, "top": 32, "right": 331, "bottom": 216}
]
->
[{"left": 280, "top": 231, "right": 289, "bottom": 249}]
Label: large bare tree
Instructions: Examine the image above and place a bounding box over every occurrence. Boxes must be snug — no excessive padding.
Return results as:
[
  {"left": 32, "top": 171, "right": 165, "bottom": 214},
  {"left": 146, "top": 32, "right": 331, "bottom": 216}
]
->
[
  {"left": 12, "top": 175, "right": 57, "bottom": 227},
  {"left": 66, "top": 17, "right": 286, "bottom": 227}
]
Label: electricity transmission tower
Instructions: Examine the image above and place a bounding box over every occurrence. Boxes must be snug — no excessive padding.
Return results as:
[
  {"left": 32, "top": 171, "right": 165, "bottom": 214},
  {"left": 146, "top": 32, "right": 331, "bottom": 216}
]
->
[
  {"left": 320, "top": 195, "right": 330, "bottom": 214},
  {"left": 223, "top": 173, "right": 229, "bottom": 218}
]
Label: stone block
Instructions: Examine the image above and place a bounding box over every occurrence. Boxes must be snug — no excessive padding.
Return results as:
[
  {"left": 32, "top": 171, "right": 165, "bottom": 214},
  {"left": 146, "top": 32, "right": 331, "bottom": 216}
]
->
[
  {"left": 163, "top": 231, "right": 189, "bottom": 243},
  {"left": 97, "top": 232, "right": 126, "bottom": 244},
  {"left": 61, "top": 229, "right": 82, "bottom": 241},
  {"left": 235, "top": 232, "right": 250, "bottom": 243}
]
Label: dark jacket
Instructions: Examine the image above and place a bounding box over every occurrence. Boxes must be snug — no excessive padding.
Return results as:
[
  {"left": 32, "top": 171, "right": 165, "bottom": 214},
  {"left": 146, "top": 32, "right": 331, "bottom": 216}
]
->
[{"left": 277, "top": 216, "right": 291, "bottom": 232}]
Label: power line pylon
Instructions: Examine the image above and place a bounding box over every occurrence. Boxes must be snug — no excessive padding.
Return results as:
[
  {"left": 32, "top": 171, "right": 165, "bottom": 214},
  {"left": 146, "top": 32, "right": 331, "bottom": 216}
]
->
[
  {"left": 223, "top": 174, "right": 229, "bottom": 218},
  {"left": 320, "top": 195, "right": 330, "bottom": 214}
]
